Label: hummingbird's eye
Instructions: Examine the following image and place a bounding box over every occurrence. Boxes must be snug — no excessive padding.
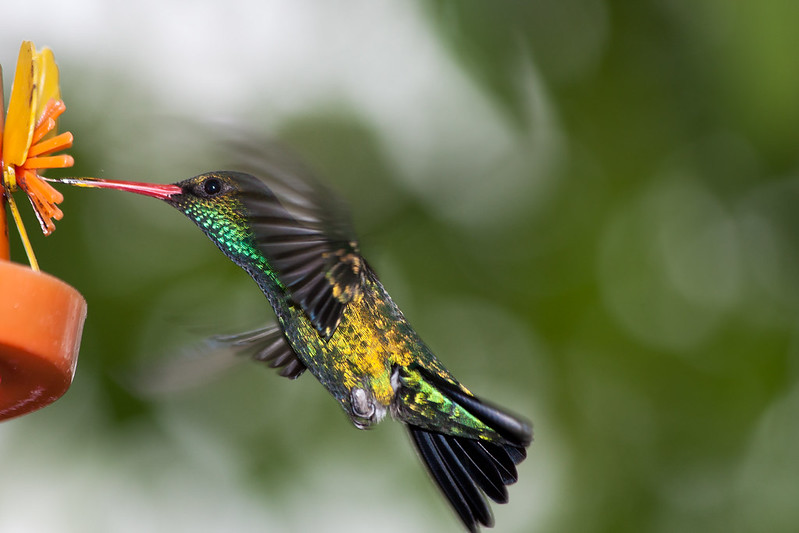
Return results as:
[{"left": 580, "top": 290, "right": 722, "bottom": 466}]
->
[{"left": 203, "top": 178, "right": 223, "bottom": 196}]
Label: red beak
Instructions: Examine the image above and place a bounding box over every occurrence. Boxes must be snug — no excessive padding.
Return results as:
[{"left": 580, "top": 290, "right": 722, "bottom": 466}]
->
[{"left": 47, "top": 177, "right": 182, "bottom": 200}]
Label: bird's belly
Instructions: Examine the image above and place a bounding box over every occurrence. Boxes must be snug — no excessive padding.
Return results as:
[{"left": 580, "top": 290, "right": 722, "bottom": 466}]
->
[{"left": 280, "top": 302, "right": 399, "bottom": 429}]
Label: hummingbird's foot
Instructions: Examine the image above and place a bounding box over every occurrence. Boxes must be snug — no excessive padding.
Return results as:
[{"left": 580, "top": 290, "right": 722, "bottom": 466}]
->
[{"left": 349, "top": 387, "right": 386, "bottom": 429}]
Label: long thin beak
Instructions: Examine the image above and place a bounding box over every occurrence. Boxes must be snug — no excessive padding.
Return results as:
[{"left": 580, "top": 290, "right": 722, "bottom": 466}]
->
[{"left": 46, "top": 177, "right": 182, "bottom": 200}]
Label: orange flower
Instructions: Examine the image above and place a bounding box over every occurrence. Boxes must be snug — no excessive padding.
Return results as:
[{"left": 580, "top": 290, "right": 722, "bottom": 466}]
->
[{"left": 1, "top": 41, "right": 74, "bottom": 270}]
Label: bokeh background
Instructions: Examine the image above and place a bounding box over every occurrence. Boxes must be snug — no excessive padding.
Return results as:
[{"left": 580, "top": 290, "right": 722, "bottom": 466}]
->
[{"left": 2, "top": 1, "right": 799, "bottom": 532}]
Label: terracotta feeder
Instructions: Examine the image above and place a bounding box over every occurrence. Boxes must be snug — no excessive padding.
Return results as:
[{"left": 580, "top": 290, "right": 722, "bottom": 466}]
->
[
  {"left": 0, "top": 261, "right": 86, "bottom": 420},
  {"left": 0, "top": 41, "right": 86, "bottom": 421}
]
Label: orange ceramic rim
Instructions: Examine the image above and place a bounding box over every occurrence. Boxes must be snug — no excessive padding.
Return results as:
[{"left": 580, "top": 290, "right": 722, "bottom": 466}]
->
[{"left": 0, "top": 260, "right": 86, "bottom": 421}]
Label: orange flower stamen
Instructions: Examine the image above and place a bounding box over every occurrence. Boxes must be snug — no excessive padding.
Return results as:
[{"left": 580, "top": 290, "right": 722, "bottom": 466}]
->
[
  {"left": 27, "top": 131, "right": 73, "bottom": 157},
  {"left": 31, "top": 99, "right": 65, "bottom": 144},
  {"left": 21, "top": 154, "right": 74, "bottom": 169}
]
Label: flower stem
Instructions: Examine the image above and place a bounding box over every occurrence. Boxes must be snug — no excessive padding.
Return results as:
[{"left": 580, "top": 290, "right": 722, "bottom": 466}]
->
[
  {"left": 0, "top": 191, "right": 9, "bottom": 261},
  {"left": 6, "top": 192, "right": 39, "bottom": 271}
]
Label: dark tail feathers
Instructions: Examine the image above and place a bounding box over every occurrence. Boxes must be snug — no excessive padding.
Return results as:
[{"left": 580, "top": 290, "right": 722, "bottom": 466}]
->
[
  {"left": 408, "top": 425, "right": 528, "bottom": 532},
  {"left": 407, "top": 370, "right": 532, "bottom": 532}
]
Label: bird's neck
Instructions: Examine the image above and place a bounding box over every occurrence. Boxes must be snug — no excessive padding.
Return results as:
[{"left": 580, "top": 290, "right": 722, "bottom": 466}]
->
[{"left": 239, "top": 258, "right": 289, "bottom": 307}]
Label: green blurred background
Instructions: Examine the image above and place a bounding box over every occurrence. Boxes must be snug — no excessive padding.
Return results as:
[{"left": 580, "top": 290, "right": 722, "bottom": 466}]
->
[{"left": 2, "top": 1, "right": 799, "bottom": 532}]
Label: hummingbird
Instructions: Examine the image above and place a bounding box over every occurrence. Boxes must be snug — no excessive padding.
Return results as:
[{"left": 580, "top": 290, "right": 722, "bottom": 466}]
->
[{"left": 55, "top": 160, "right": 533, "bottom": 532}]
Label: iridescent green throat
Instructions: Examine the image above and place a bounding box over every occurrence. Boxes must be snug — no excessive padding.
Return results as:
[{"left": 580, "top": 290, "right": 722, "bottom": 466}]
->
[{"left": 181, "top": 198, "right": 282, "bottom": 288}]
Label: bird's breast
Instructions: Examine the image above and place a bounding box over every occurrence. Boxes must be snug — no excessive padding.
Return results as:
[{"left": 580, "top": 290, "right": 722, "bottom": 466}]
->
[{"left": 279, "top": 286, "right": 419, "bottom": 428}]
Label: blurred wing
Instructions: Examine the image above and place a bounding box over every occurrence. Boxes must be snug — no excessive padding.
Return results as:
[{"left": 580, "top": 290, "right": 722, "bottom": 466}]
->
[
  {"left": 123, "top": 337, "right": 245, "bottom": 397},
  {"left": 123, "top": 324, "right": 305, "bottom": 397},
  {"left": 229, "top": 139, "right": 367, "bottom": 340},
  {"left": 211, "top": 324, "right": 306, "bottom": 379}
]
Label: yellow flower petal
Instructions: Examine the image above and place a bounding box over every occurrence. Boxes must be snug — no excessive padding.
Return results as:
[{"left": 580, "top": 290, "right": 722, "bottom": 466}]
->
[
  {"left": 3, "top": 41, "right": 39, "bottom": 168},
  {"left": 34, "top": 47, "right": 60, "bottom": 126}
]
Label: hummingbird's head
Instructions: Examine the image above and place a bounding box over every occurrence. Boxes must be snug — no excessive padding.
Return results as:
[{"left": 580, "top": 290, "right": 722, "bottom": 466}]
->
[
  {"left": 51, "top": 168, "right": 341, "bottom": 295},
  {"left": 53, "top": 171, "right": 276, "bottom": 267},
  {"left": 167, "top": 171, "right": 244, "bottom": 214},
  {"left": 166, "top": 171, "right": 272, "bottom": 265}
]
